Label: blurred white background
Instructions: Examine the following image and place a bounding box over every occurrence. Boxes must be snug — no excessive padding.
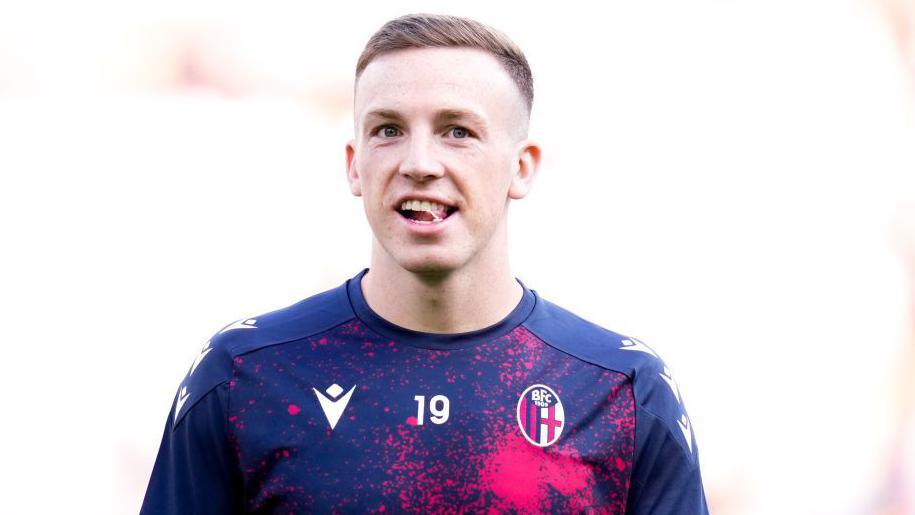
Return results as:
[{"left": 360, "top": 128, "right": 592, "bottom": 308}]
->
[{"left": 0, "top": 0, "right": 913, "bottom": 513}]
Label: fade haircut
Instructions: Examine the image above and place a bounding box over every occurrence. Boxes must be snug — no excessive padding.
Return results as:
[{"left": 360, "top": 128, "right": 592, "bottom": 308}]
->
[{"left": 355, "top": 13, "right": 534, "bottom": 115}]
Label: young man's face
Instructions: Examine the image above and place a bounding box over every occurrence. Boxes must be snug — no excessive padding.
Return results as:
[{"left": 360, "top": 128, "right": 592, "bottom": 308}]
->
[{"left": 347, "top": 47, "right": 539, "bottom": 275}]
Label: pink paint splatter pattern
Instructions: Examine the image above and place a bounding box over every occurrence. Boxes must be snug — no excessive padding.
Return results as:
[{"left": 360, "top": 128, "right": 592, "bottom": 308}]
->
[{"left": 225, "top": 319, "right": 635, "bottom": 513}]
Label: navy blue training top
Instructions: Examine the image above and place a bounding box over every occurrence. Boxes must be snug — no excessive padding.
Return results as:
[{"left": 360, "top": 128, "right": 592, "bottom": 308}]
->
[{"left": 141, "top": 269, "right": 708, "bottom": 514}]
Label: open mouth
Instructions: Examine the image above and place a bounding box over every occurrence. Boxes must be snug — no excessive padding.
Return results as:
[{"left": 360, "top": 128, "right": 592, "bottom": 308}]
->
[{"left": 397, "top": 200, "right": 458, "bottom": 224}]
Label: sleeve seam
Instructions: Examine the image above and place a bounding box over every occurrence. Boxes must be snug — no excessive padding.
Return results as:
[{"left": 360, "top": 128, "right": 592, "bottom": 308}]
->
[
  {"left": 519, "top": 324, "right": 636, "bottom": 381},
  {"left": 229, "top": 316, "right": 357, "bottom": 359}
]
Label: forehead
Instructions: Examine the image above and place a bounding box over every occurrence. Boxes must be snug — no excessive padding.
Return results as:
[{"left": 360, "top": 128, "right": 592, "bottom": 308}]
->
[{"left": 354, "top": 47, "right": 525, "bottom": 126}]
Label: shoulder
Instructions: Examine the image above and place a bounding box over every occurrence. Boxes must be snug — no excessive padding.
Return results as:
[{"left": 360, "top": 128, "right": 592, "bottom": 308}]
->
[
  {"left": 521, "top": 292, "right": 662, "bottom": 379},
  {"left": 522, "top": 292, "right": 697, "bottom": 460},
  {"left": 213, "top": 282, "right": 355, "bottom": 358},
  {"left": 172, "top": 281, "right": 355, "bottom": 426}
]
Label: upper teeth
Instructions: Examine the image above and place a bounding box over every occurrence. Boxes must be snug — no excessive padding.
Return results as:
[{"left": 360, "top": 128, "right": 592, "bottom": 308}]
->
[{"left": 400, "top": 200, "right": 447, "bottom": 212}]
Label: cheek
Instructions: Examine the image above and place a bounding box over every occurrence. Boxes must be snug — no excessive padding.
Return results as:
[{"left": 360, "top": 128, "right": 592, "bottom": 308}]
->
[
  {"left": 356, "top": 151, "right": 395, "bottom": 196},
  {"left": 482, "top": 154, "right": 517, "bottom": 198},
  {"left": 467, "top": 174, "right": 514, "bottom": 222}
]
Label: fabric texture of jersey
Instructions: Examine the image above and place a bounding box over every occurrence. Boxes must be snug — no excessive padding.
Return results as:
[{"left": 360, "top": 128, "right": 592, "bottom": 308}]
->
[{"left": 142, "top": 269, "right": 708, "bottom": 514}]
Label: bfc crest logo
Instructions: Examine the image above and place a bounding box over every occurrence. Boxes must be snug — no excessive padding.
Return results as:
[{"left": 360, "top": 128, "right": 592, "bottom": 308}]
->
[{"left": 516, "top": 384, "right": 565, "bottom": 447}]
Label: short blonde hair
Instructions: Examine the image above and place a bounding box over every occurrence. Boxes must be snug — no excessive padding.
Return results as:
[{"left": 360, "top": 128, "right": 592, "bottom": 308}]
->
[{"left": 356, "top": 13, "right": 534, "bottom": 114}]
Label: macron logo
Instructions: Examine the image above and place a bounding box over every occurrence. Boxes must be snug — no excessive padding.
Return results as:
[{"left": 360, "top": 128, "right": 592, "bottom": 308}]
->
[
  {"left": 219, "top": 318, "right": 257, "bottom": 334},
  {"left": 174, "top": 386, "right": 190, "bottom": 423},
  {"left": 313, "top": 383, "right": 357, "bottom": 430},
  {"left": 620, "top": 338, "right": 658, "bottom": 357},
  {"left": 659, "top": 366, "right": 682, "bottom": 404},
  {"left": 190, "top": 341, "right": 212, "bottom": 375},
  {"left": 678, "top": 413, "right": 693, "bottom": 454}
]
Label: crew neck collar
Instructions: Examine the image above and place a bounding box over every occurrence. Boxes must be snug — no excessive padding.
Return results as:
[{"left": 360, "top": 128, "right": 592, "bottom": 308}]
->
[{"left": 345, "top": 268, "right": 537, "bottom": 350}]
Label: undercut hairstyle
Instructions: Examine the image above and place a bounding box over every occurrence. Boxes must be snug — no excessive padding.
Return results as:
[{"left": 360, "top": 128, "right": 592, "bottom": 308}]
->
[{"left": 356, "top": 13, "right": 534, "bottom": 114}]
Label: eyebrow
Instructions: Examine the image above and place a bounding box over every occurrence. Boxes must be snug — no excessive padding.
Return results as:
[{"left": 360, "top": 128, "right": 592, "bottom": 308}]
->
[
  {"left": 433, "top": 109, "right": 488, "bottom": 129},
  {"left": 363, "top": 109, "right": 404, "bottom": 123}
]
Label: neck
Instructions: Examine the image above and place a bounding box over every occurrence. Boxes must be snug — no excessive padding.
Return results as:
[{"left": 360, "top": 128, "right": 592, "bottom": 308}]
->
[{"left": 361, "top": 233, "right": 522, "bottom": 334}]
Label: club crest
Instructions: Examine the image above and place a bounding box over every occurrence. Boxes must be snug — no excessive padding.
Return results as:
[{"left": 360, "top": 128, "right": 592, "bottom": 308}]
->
[{"left": 516, "top": 384, "right": 565, "bottom": 447}]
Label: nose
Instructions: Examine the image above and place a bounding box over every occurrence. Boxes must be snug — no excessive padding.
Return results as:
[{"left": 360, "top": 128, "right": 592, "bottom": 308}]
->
[{"left": 399, "top": 134, "right": 445, "bottom": 182}]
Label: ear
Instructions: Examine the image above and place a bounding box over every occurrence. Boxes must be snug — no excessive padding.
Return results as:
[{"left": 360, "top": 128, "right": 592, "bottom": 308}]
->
[
  {"left": 508, "top": 140, "right": 541, "bottom": 200},
  {"left": 345, "top": 140, "right": 362, "bottom": 197}
]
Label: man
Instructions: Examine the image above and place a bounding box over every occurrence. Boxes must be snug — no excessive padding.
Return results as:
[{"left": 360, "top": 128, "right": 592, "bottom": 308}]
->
[{"left": 142, "top": 14, "right": 708, "bottom": 514}]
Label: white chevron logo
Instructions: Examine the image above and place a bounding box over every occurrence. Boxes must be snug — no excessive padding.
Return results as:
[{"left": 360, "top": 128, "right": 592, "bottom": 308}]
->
[
  {"left": 678, "top": 412, "right": 693, "bottom": 453},
  {"left": 174, "top": 386, "right": 190, "bottom": 423},
  {"left": 313, "top": 383, "right": 357, "bottom": 430},
  {"left": 620, "top": 338, "right": 658, "bottom": 357},
  {"left": 219, "top": 318, "right": 258, "bottom": 334},
  {"left": 190, "top": 341, "right": 212, "bottom": 375},
  {"left": 659, "top": 366, "right": 682, "bottom": 404}
]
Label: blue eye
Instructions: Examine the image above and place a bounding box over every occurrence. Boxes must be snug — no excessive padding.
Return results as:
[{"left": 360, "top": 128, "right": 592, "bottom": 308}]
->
[
  {"left": 450, "top": 127, "right": 469, "bottom": 139},
  {"left": 378, "top": 126, "right": 400, "bottom": 138}
]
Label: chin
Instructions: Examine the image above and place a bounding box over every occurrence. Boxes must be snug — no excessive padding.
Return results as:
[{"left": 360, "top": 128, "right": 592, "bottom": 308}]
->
[{"left": 390, "top": 249, "right": 469, "bottom": 277}]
